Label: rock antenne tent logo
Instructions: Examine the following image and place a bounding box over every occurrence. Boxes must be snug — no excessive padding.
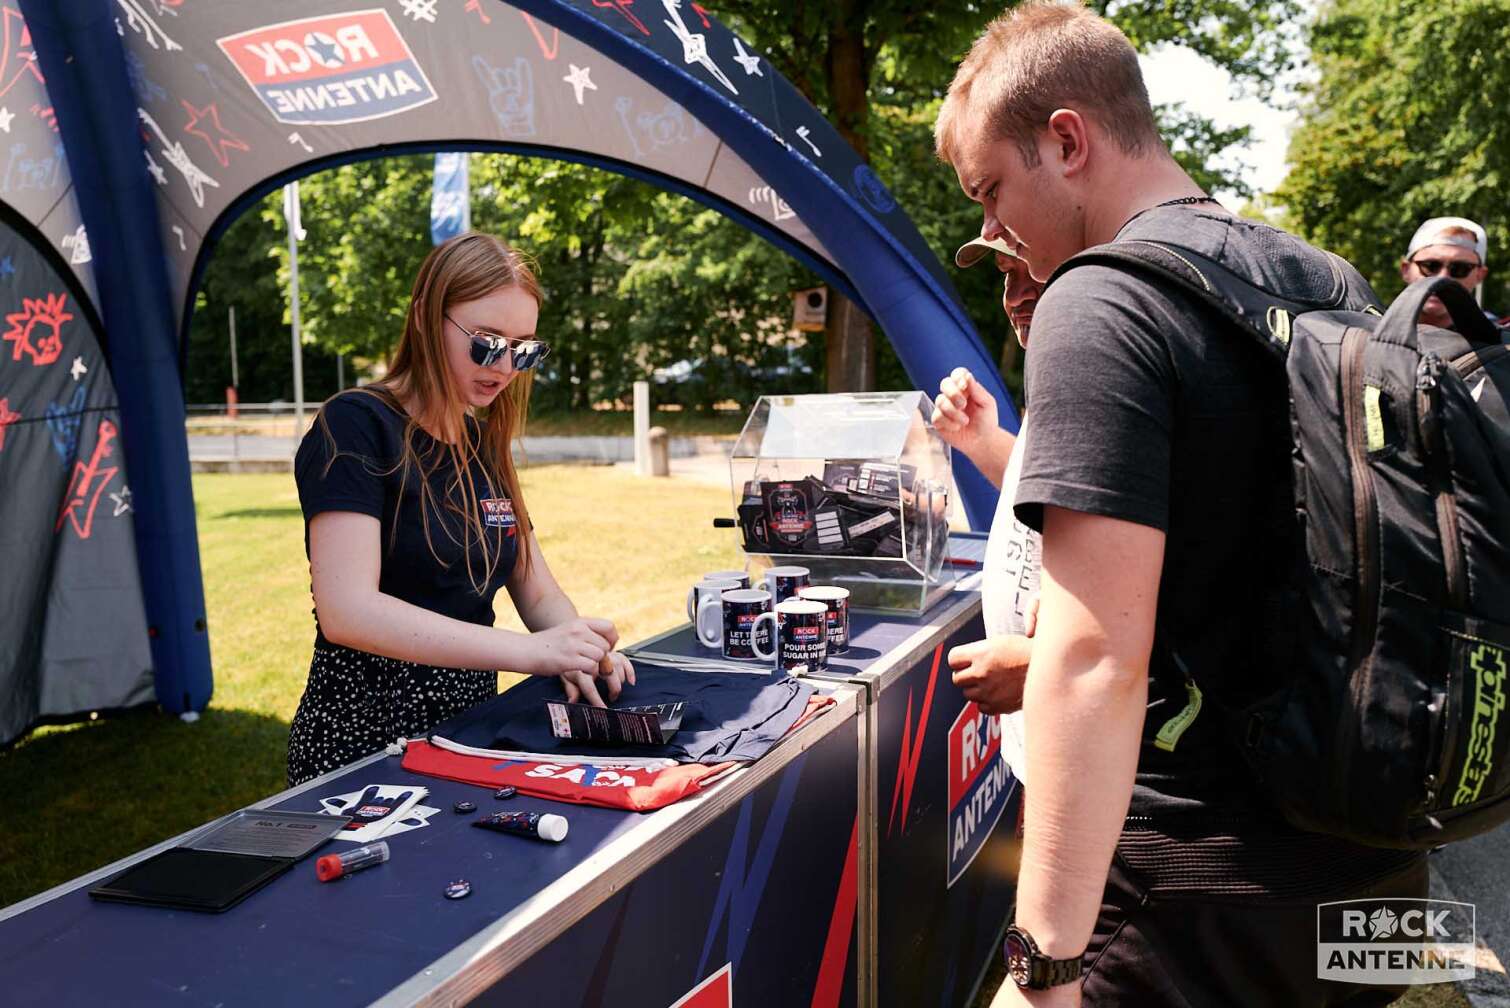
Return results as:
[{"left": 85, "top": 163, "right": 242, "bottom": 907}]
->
[{"left": 217, "top": 9, "right": 437, "bottom": 126}]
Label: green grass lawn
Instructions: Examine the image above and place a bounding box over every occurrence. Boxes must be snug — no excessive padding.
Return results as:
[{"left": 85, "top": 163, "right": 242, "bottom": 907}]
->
[{"left": 0, "top": 467, "right": 741, "bottom": 909}]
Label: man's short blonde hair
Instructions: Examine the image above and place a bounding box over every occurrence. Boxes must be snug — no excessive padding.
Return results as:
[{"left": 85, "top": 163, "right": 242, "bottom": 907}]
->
[{"left": 935, "top": 1, "right": 1161, "bottom": 168}]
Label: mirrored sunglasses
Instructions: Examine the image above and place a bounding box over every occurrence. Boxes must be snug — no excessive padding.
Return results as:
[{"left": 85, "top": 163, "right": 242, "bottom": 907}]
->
[
  {"left": 1412, "top": 258, "right": 1479, "bottom": 280},
  {"left": 447, "top": 315, "right": 552, "bottom": 371}
]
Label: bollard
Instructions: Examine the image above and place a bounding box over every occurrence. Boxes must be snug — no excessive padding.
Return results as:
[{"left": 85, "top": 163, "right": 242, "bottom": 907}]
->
[
  {"left": 633, "top": 380, "right": 650, "bottom": 476},
  {"left": 647, "top": 426, "right": 670, "bottom": 477}
]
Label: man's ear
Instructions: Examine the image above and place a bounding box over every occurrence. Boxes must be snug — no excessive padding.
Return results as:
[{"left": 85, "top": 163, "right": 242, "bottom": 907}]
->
[
  {"left": 1399, "top": 259, "right": 1413, "bottom": 284},
  {"left": 1044, "top": 108, "right": 1090, "bottom": 178}
]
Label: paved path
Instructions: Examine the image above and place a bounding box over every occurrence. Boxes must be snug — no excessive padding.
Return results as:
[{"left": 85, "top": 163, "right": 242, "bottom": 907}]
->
[{"left": 1434, "top": 829, "right": 1510, "bottom": 1005}]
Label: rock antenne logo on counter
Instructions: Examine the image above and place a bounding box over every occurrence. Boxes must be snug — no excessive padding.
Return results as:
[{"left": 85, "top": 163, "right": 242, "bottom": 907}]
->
[
  {"left": 946, "top": 701, "right": 1012, "bottom": 887},
  {"left": 217, "top": 9, "right": 437, "bottom": 126}
]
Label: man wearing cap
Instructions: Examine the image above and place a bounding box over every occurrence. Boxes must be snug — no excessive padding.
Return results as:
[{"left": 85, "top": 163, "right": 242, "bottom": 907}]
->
[
  {"left": 934, "top": 236, "right": 1046, "bottom": 755},
  {"left": 1401, "top": 216, "right": 1499, "bottom": 330}
]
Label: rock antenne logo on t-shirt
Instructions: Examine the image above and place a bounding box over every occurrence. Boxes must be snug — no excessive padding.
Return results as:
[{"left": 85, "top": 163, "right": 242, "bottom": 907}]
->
[{"left": 480, "top": 498, "right": 516, "bottom": 534}]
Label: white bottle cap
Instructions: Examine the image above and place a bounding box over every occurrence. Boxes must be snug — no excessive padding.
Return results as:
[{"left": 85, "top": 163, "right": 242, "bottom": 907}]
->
[{"left": 538, "top": 814, "right": 569, "bottom": 843}]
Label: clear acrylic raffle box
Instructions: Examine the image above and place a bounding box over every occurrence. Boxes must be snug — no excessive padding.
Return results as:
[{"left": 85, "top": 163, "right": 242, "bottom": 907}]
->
[{"left": 728, "top": 392, "right": 954, "bottom": 615}]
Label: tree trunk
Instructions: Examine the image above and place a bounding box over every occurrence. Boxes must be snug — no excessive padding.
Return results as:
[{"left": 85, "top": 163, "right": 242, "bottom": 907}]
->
[
  {"left": 822, "top": 0, "right": 876, "bottom": 392},
  {"left": 825, "top": 291, "right": 875, "bottom": 392}
]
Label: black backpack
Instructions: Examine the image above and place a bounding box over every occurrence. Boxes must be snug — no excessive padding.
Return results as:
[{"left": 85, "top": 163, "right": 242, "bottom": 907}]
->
[{"left": 1053, "top": 240, "right": 1510, "bottom": 849}]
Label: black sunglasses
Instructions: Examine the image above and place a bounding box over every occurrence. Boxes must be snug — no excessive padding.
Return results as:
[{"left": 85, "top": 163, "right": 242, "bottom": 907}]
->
[
  {"left": 446, "top": 315, "right": 551, "bottom": 371},
  {"left": 1411, "top": 258, "right": 1480, "bottom": 280}
]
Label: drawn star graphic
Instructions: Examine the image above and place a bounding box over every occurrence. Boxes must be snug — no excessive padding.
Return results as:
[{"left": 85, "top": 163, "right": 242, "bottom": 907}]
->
[
  {"left": 181, "top": 99, "right": 250, "bottom": 169},
  {"left": 70, "top": 355, "right": 87, "bottom": 381},
  {"left": 0, "top": 106, "right": 13, "bottom": 132},
  {"left": 732, "top": 38, "right": 762, "bottom": 76},
  {"left": 0, "top": 256, "right": 13, "bottom": 279},
  {"left": 144, "top": 150, "right": 167, "bottom": 185},
  {"left": 109, "top": 485, "right": 132, "bottom": 517},
  {"left": 562, "top": 64, "right": 597, "bottom": 105}
]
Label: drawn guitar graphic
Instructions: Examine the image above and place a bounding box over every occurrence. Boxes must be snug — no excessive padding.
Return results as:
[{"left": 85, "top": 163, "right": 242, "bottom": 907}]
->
[{"left": 55, "top": 419, "right": 119, "bottom": 539}]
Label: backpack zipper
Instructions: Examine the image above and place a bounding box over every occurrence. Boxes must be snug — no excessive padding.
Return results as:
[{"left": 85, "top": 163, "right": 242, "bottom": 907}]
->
[
  {"left": 1450, "top": 342, "right": 1509, "bottom": 381},
  {"left": 1340, "top": 328, "right": 1380, "bottom": 669},
  {"left": 1337, "top": 327, "right": 1380, "bottom": 808},
  {"left": 1417, "top": 354, "right": 1468, "bottom": 609}
]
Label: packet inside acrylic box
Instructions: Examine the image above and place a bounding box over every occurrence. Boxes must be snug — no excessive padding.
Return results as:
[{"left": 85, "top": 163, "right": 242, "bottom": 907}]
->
[{"left": 728, "top": 392, "right": 954, "bottom": 616}]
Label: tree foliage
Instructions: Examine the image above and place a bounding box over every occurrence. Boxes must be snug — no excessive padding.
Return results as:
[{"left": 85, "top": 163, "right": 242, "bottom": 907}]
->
[
  {"left": 187, "top": 0, "right": 1303, "bottom": 405},
  {"left": 1277, "top": 0, "right": 1510, "bottom": 308}
]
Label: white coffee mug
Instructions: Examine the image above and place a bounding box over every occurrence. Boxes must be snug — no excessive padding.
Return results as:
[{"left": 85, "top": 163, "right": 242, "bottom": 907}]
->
[
  {"left": 690, "top": 578, "right": 742, "bottom": 648},
  {"left": 686, "top": 571, "right": 750, "bottom": 619},
  {"left": 721, "top": 589, "right": 778, "bottom": 661},
  {"left": 799, "top": 585, "right": 851, "bottom": 654},
  {"left": 774, "top": 597, "right": 829, "bottom": 673},
  {"left": 764, "top": 565, "right": 811, "bottom": 605}
]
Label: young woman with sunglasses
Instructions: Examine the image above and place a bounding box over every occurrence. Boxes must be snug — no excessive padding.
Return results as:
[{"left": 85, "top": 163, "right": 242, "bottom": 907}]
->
[{"left": 287, "top": 232, "right": 634, "bottom": 785}]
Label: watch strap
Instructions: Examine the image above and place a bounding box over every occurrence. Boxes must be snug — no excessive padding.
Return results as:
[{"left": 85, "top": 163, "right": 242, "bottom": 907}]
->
[
  {"left": 1036, "top": 953, "right": 1083, "bottom": 988},
  {"left": 1007, "top": 924, "right": 1084, "bottom": 990}
]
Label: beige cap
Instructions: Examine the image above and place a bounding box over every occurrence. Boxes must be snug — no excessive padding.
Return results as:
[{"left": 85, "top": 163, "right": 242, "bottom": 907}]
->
[
  {"left": 954, "top": 235, "right": 1019, "bottom": 269},
  {"left": 1407, "top": 217, "right": 1487, "bottom": 264}
]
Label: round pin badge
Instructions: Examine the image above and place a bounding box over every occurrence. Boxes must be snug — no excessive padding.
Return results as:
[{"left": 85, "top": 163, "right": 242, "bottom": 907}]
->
[
  {"left": 493, "top": 787, "right": 517, "bottom": 800},
  {"left": 443, "top": 879, "right": 471, "bottom": 900},
  {"left": 453, "top": 800, "right": 476, "bottom": 814}
]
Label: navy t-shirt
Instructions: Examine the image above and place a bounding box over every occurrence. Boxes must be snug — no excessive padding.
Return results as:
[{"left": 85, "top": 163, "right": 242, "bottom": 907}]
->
[{"left": 294, "top": 389, "right": 520, "bottom": 646}]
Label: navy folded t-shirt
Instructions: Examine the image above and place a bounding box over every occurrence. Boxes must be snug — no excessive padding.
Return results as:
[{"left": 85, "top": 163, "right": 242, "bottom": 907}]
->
[{"left": 429, "top": 665, "right": 813, "bottom": 764}]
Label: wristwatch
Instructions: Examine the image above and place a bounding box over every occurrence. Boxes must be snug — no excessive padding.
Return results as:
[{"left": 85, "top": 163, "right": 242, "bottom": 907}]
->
[{"left": 1003, "top": 924, "right": 1084, "bottom": 990}]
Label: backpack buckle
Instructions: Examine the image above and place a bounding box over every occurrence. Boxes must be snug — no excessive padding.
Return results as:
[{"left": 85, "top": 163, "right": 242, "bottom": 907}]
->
[{"left": 1244, "top": 713, "right": 1265, "bottom": 750}]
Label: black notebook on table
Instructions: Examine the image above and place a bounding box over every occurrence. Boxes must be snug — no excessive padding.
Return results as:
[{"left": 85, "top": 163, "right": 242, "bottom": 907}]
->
[{"left": 89, "top": 809, "right": 351, "bottom": 913}]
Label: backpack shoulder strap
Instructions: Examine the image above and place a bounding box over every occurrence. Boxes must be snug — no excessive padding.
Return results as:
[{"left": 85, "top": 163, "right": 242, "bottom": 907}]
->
[{"left": 1045, "top": 239, "right": 1366, "bottom": 361}]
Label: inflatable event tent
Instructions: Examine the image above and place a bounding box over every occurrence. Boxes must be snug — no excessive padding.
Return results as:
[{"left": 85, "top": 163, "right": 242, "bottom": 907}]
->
[{"left": 0, "top": 0, "right": 1015, "bottom": 744}]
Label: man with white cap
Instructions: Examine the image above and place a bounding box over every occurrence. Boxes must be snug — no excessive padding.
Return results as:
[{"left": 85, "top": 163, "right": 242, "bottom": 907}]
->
[
  {"left": 1400, "top": 216, "right": 1498, "bottom": 329},
  {"left": 934, "top": 236, "right": 1045, "bottom": 750}
]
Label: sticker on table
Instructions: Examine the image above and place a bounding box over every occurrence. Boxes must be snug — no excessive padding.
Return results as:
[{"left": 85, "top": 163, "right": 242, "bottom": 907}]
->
[{"left": 319, "top": 784, "right": 428, "bottom": 842}]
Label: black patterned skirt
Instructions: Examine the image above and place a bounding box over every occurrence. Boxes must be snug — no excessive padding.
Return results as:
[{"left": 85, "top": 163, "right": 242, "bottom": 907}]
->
[{"left": 286, "top": 642, "right": 498, "bottom": 786}]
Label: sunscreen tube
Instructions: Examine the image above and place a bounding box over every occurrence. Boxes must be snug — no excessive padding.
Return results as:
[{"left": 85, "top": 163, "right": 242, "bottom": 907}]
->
[{"left": 472, "top": 810, "right": 569, "bottom": 843}]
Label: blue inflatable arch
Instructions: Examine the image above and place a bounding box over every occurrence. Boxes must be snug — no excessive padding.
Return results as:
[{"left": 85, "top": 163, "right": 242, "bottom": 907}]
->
[{"left": 8, "top": 0, "right": 1014, "bottom": 725}]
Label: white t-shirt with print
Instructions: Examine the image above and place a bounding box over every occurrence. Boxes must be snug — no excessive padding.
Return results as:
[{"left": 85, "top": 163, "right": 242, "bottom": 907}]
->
[{"left": 980, "top": 417, "right": 1040, "bottom": 785}]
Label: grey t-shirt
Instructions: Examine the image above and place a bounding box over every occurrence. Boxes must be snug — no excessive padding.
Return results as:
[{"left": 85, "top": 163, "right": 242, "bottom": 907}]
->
[{"left": 1014, "top": 208, "right": 1420, "bottom": 889}]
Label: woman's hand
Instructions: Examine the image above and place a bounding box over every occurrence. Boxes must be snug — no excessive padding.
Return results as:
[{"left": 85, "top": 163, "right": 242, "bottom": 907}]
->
[
  {"left": 560, "top": 651, "right": 636, "bottom": 706},
  {"left": 524, "top": 617, "right": 617, "bottom": 678}
]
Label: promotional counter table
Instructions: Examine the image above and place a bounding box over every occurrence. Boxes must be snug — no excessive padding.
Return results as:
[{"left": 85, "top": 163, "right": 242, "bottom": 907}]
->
[
  {"left": 631, "top": 532, "right": 1021, "bottom": 1008},
  {"left": 0, "top": 681, "right": 865, "bottom": 1008},
  {"left": 1, "top": 534, "right": 1014, "bottom": 1007}
]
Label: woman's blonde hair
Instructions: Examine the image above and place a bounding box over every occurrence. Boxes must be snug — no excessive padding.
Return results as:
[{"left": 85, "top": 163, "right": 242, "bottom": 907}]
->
[{"left": 322, "top": 232, "right": 543, "bottom": 591}]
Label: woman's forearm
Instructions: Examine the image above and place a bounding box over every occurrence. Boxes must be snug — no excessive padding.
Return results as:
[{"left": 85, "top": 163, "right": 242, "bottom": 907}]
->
[{"left": 320, "top": 590, "right": 541, "bottom": 673}]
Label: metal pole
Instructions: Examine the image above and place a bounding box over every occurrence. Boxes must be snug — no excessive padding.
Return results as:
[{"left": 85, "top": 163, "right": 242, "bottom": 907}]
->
[
  {"left": 228, "top": 304, "right": 238, "bottom": 389},
  {"left": 337, "top": 353, "right": 344, "bottom": 392},
  {"left": 286, "top": 181, "right": 306, "bottom": 438}
]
